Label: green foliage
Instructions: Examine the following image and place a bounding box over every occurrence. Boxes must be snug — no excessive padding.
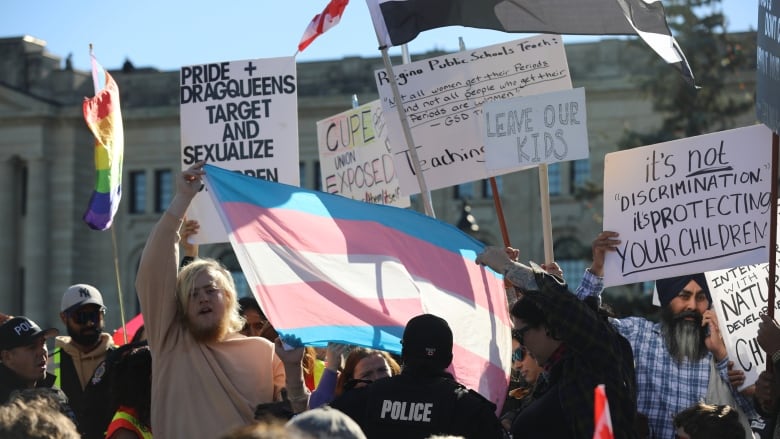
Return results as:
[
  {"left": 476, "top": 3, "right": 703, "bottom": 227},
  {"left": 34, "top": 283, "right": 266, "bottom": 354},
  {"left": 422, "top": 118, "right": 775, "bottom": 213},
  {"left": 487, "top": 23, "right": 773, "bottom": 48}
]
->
[{"left": 619, "top": 0, "right": 754, "bottom": 149}]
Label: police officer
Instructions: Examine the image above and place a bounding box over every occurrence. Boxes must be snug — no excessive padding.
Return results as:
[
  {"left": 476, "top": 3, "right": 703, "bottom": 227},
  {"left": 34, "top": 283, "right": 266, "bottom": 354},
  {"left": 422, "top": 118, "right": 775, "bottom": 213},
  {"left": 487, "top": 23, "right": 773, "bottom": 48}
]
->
[
  {"left": 330, "top": 314, "right": 504, "bottom": 439},
  {"left": 0, "top": 316, "right": 61, "bottom": 402}
]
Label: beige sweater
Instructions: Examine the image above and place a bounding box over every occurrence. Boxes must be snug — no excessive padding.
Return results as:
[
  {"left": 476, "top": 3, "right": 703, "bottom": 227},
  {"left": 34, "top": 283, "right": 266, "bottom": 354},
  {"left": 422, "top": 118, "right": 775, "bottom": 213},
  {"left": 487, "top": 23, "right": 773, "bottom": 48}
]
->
[
  {"left": 52, "top": 333, "right": 114, "bottom": 389},
  {"left": 136, "top": 212, "right": 285, "bottom": 438}
]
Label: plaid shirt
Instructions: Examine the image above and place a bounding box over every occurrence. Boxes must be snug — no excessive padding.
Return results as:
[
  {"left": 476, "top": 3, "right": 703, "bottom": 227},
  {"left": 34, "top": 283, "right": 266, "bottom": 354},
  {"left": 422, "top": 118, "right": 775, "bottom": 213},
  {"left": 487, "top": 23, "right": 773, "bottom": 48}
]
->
[{"left": 575, "top": 269, "right": 758, "bottom": 439}]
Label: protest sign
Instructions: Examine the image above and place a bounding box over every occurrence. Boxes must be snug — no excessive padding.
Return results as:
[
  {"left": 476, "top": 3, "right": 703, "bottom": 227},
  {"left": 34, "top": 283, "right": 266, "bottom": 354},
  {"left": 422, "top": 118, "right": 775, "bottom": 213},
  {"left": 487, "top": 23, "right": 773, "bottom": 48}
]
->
[
  {"left": 180, "top": 57, "right": 299, "bottom": 244},
  {"left": 374, "top": 35, "right": 572, "bottom": 195},
  {"left": 603, "top": 124, "right": 774, "bottom": 287},
  {"left": 757, "top": 0, "right": 780, "bottom": 132},
  {"left": 483, "top": 87, "right": 588, "bottom": 171},
  {"left": 317, "top": 100, "right": 410, "bottom": 207},
  {"left": 706, "top": 235, "right": 780, "bottom": 388}
]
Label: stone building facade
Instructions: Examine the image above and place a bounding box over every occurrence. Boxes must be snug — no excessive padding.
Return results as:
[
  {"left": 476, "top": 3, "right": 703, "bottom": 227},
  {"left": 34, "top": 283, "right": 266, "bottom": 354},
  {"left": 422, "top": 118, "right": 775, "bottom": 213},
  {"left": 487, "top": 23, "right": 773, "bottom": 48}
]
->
[{"left": 0, "top": 34, "right": 757, "bottom": 330}]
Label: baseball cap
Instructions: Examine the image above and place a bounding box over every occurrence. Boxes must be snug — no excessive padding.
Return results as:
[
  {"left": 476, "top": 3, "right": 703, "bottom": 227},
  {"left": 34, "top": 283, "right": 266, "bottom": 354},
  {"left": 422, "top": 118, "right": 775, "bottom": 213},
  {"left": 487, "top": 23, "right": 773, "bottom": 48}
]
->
[
  {"left": 0, "top": 316, "right": 59, "bottom": 351},
  {"left": 401, "top": 314, "right": 454, "bottom": 368},
  {"left": 61, "top": 284, "right": 105, "bottom": 313},
  {"left": 286, "top": 406, "right": 367, "bottom": 439}
]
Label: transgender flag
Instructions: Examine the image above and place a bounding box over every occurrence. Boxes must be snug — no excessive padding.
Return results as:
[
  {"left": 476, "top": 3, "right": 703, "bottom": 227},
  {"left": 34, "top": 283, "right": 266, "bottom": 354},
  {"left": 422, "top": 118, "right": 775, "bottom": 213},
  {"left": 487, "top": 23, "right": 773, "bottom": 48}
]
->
[
  {"left": 82, "top": 49, "right": 124, "bottom": 230},
  {"left": 203, "top": 164, "right": 512, "bottom": 408}
]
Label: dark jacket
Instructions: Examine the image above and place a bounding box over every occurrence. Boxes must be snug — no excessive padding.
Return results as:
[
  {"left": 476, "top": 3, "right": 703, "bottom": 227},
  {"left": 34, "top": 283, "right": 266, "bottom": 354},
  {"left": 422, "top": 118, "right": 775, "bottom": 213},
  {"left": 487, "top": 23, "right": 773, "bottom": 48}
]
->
[
  {"left": 0, "top": 362, "right": 58, "bottom": 403},
  {"left": 512, "top": 270, "right": 638, "bottom": 439},
  {"left": 330, "top": 368, "right": 504, "bottom": 439}
]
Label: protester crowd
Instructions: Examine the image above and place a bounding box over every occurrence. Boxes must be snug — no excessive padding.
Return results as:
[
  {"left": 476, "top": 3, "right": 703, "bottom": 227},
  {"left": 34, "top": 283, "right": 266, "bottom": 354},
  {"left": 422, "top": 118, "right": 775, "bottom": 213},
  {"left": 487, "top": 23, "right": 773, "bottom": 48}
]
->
[{"left": 1, "top": 161, "right": 778, "bottom": 438}]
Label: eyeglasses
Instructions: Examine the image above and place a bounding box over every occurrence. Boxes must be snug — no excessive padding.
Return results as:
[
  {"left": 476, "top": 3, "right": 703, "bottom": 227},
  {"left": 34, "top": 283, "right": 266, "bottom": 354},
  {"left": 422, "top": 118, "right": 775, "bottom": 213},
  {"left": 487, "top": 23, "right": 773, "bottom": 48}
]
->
[
  {"left": 512, "top": 326, "right": 531, "bottom": 346},
  {"left": 512, "top": 346, "right": 526, "bottom": 362},
  {"left": 69, "top": 309, "right": 104, "bottom": 325}
]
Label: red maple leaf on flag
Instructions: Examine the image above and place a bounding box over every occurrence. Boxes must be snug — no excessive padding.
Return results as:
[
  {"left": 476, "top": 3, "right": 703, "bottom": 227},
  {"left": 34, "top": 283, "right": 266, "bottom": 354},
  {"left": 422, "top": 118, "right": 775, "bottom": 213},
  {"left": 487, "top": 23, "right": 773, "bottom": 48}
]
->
[{"left": 298, "top": 0, "right": 349, "bottom": 52}]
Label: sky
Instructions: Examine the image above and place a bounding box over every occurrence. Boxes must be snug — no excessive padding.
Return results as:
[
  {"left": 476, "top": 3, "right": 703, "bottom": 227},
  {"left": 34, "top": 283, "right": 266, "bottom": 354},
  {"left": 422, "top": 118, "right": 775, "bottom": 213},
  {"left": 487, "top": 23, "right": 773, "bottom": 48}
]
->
[{"left": 0, "top": 0, "right": 761, "bottom": 73}]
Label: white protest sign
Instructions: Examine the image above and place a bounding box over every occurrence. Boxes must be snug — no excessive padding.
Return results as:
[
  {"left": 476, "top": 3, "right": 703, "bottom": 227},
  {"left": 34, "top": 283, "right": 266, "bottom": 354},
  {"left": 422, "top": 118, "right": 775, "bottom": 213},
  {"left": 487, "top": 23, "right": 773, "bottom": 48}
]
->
[
  {"left": 483, "top": 87, "right": 588, "bottom": 170},
  {"left": 603, "top": 124, "right": 774, "bottom": 287},
  {"left": 180, "top": 57, "right": 299, "bottom": 244},
  {"left": 316, "top": 100, "right": 410, "bottom": 207},
  {"left": 706, "top": 246, "right": 780, "bottom": 389},
  {"left": 374, "top": 35, "right": 572, "bottom": 195}
]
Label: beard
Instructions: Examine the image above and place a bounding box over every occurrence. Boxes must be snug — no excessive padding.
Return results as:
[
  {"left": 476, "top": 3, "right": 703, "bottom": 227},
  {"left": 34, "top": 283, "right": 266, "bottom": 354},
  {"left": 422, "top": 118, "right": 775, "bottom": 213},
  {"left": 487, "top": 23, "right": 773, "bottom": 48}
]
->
[
  {"left": 660, "top": 307, "right": 707, "bottom": 363},
  {"left": 67, "top": 325, "right": 102, "bottom": 348},
  {"left": 186, "top": 315, "right": 228, "bottom": 343}
]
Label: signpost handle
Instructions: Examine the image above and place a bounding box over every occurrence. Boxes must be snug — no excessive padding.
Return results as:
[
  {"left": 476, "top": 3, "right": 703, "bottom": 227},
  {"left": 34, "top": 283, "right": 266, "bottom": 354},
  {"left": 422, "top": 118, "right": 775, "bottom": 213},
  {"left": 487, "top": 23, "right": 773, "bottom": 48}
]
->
[
  {"left": 767, "top": 132, "right": 779, "bottom": 374},
  {"left": 539, "top": 163, "right": 555, "bottom": 264},
  {"left": 490, "top": 177, "right": 511, "bottom": 248}
]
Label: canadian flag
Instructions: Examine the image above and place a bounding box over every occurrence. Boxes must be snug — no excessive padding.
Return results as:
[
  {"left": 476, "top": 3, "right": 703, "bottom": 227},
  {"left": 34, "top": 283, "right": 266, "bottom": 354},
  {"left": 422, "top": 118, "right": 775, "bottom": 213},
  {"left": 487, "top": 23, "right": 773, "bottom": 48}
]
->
[
  {"left": 594, "top": 384, "right": 614, "bottom": 439},
  {"left": 298, "top": 0, "right": 349, "bottom": 52}
]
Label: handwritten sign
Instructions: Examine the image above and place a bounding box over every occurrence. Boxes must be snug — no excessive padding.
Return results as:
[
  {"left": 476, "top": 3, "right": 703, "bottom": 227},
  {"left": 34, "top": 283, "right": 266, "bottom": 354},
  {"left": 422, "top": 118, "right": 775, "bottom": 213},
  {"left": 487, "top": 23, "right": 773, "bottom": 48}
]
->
[
  {"left": 374, "top": 35, "right": 572, "bottom": 195},
  {"left": 603, "top": 124, "right": 774, "bottom": 287},
  {"left": 483, "top": 87, "right": 588, "bottom": 170},
  {"left": 180, "top": 57, "right": 299, "bottom": 244},
  {"left": 316, "top": 101, "right": 410, "bottom": 207},
  {"left": 758, "top": 0, "right": 780, "bottom": 132},
  {"left": 706, "top": 234, "right": 780, "bottom": 388}
]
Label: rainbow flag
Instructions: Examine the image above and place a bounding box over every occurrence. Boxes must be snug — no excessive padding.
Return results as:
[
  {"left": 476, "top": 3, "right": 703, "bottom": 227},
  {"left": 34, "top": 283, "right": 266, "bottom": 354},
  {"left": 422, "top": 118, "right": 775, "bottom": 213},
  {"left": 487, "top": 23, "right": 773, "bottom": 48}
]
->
[
  {"left": 82, "top": 51, "right": 124, "bottom": 230},
  {"left": 203, "top": 164, "right": 511, "bottom": 409}
]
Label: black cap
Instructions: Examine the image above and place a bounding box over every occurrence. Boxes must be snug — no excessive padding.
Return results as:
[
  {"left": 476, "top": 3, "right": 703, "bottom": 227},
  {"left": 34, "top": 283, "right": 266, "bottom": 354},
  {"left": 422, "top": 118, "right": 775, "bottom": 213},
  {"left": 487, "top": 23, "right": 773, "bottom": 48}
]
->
[
  {"left": 0, "top": 317, "right": 59, "bottom": 351},
  {"left": 401, "top": 314, "right": 453, "bottom": 368}
]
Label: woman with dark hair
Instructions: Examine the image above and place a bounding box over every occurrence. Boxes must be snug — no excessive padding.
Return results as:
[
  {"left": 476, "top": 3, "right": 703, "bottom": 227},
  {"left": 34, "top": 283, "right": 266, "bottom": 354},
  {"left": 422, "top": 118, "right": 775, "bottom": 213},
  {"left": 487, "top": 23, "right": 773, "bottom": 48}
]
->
[
  {"left": 309, "top": 346, "right": 400, "bottom": 409},
  {"left": 104, "top": 346, "right": 152, "bottom": 439},
  {"left": 477, "top": 247, "right": 637, "bottom": 439}
]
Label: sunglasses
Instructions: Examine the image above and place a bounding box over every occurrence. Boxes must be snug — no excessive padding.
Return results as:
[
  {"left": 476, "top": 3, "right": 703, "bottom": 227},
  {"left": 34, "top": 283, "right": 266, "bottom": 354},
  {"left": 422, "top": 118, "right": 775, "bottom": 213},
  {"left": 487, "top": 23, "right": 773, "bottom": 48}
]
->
[
  {"left": 512, "top": 346, "right": 526, "bottom": 362},
  {"left": 512, "top": 326, "right": 531, "bottom": 346},
  {"left": 69, "top": 309, "right": 104, "bottom": 325}
]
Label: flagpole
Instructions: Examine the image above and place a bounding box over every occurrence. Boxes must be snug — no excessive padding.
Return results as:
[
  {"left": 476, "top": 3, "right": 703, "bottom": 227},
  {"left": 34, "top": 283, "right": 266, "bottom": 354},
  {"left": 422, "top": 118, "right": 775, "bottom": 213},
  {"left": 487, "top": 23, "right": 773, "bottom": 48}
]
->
[
  {"left": 378, "top": 47, "right": 436, "bottom": 217},
  {"left": 90, "top": 44, "right": 127, "bottom": 343},
  {"left": 766, "top": 132, "right": 779, "bottom": 376}
]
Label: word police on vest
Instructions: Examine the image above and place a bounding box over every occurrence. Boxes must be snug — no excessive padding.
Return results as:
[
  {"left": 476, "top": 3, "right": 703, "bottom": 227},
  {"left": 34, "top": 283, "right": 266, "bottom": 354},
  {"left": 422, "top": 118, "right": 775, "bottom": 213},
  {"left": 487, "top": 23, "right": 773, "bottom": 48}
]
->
[
  {"left": 0, "top": 316, "right": 59, "bottom": 351},
  {"left": 380, "top": 400, "right": 433, "bottom": 422}
]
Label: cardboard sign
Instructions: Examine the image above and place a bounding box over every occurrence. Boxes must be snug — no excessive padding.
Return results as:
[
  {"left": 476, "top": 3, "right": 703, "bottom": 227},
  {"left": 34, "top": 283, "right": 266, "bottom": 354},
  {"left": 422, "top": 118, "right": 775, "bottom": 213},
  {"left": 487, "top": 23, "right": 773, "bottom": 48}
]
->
[
  {"left": 374, "top": 34, "right": 572, "bottom": 195},
  {"left": 316, "top": 100, "right": 410, "bottom": 207},
  {"left": 603, "top": 125, "right": 774, "bottom": 286},
  {"left": 483, "top": 87, "right": 588, "bottom": 170},
  {"left": 180, "top": 57, "right": 299, "bottom": 244}
]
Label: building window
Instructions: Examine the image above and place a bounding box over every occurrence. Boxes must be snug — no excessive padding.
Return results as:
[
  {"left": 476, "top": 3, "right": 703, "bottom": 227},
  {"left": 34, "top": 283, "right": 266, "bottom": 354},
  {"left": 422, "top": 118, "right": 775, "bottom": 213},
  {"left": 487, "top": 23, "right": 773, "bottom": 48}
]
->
[
  {"left": 455, "top": 183, "right": 474, "bottom": 200},
  {"left": 155, "top": 170, "right": 173, "bottom": 213},
  {"left": 554, "top": 237, "right": 589, "bottom": 287},
  {"left": 129, "top": 171, "right": 146, "bottom": 214},
  {"left": 314, "top": 161, "right": 322, "bottom": 191},
  {"left": 299, "top": 162, "right": 306, "bottom": 189},
  {"left": 482, "top": 176, "right": 503, "bottom": 198},
  {"left": 571, "top": 159, "right": 590, "bottom": 192},
  {"left": 547, "top": 163, "right": 561, "bottom": 196}
]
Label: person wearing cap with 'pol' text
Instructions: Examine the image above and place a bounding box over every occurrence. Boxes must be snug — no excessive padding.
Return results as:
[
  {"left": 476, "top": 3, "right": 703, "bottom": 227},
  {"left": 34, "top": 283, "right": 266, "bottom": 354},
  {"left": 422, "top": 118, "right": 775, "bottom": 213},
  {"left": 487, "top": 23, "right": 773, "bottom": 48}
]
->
[
  {"left": 50, "top": 283, "right": 117, "bottom": 439},
  {"left": 0, "top": 316, "right": 61, "bottom": 403},
  {"left": 330, "top": 314, "right": 504, "bottom": 439}
]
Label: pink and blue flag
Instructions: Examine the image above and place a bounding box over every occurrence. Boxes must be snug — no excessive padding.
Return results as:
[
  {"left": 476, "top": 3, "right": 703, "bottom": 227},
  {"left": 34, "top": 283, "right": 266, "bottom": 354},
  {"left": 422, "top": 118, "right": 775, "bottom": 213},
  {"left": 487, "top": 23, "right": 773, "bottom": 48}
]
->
[
  {"left": 203, "top": 164, "right": 512, "bottom": 408},
  {"left": 82, "top": 50, "right": 124, "bottom": 230}
]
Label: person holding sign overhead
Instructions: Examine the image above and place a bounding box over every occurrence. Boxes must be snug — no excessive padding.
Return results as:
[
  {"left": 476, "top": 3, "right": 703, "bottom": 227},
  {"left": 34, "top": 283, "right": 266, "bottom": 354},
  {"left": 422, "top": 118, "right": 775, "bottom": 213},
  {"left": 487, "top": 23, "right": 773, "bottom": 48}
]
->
[{"left": 575, "top": 231, "right": 758, "bottom": 439}]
